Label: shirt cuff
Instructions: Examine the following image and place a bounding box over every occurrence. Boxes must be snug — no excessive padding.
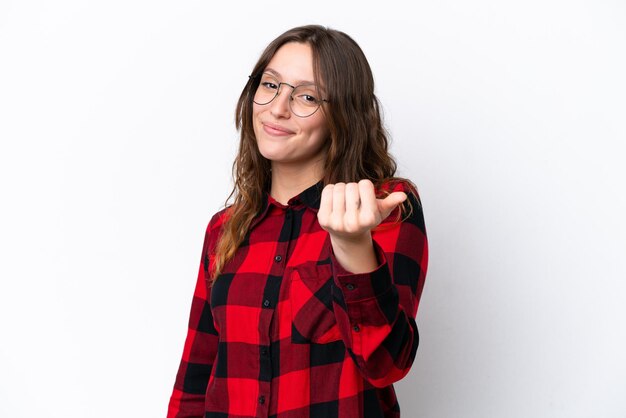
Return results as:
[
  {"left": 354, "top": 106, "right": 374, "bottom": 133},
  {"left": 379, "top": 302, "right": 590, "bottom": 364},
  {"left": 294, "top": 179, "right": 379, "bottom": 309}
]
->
[{"left": 330, "top": 239, "right": 394, "bottom": 303}]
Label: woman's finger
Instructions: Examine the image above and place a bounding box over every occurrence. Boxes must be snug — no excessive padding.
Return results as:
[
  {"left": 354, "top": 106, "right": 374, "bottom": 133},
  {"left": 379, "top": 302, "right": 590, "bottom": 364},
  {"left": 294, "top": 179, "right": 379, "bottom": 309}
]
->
[
  {"left": 345, "top": 182, "right": 360, "bottom": 213},
  {"left": 332, "top": 182, "right": 346, "bottom": 218},
  {"left": 377, "top": 191, "right": 407, "bottom": 221},
  {"left": 318, "top": 184, "right": 334, "bottom": 224},
  {"left": 358, "top": 179, "right": 378, "bottom": 226},
  {"left": 344, "top": 182, "right": 361, "bottom": 232}
]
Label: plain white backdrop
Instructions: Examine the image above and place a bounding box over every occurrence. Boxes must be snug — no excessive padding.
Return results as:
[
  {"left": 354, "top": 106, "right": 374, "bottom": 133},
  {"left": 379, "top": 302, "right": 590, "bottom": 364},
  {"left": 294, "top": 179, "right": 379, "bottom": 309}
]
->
[{"left": 1, "top": 1, "right": 625, "bottom": 417}]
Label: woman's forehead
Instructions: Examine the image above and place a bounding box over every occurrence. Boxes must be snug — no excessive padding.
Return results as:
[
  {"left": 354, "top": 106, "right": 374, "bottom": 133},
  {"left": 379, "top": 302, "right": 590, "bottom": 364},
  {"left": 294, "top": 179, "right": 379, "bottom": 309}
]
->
[
  {"left": 262, "top": 68, "right": 315, "bottom": 86},
  {"left": 264, "top": 42, "right": 316, "bottom": 84}
]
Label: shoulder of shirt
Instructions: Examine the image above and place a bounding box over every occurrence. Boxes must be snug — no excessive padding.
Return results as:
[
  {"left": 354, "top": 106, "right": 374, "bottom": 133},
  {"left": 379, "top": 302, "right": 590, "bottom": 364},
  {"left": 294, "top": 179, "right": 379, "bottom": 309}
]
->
[{"left": 205, "top": 205, "right": 233, "bottom": 237}]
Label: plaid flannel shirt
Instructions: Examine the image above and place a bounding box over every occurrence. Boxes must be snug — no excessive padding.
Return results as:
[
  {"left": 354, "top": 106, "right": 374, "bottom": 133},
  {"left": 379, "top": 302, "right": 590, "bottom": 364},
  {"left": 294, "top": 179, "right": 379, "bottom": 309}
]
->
[{"left": 167, "top": 179, "right": 428, "bottom": 418}]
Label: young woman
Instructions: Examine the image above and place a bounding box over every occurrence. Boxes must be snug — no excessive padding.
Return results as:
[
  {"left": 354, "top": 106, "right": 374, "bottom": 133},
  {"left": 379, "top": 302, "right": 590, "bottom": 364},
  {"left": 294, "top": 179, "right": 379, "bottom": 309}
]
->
[{"left": 167, "top": 25, "right": 428, "bottom": 418}]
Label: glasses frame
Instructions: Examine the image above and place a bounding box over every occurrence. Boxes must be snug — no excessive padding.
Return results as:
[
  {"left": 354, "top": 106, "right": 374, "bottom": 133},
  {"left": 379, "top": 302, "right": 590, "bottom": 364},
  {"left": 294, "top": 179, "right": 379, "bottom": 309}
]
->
[{"left": 248, "top": 74, "right": 329, "bottom": 118}]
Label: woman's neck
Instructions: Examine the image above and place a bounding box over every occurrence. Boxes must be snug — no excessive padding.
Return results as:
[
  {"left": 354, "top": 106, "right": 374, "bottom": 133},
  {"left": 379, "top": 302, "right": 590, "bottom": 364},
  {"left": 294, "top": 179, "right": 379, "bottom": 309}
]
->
[{"left": 270, "top": 161, "right": 323, "bottom": 205}]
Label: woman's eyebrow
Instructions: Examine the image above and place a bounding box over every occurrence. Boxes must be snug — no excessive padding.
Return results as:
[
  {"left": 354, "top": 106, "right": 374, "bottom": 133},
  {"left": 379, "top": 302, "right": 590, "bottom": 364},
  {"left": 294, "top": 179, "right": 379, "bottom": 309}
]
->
[{"left": 264, "top": 67, "right": 315, "bottom": 85}]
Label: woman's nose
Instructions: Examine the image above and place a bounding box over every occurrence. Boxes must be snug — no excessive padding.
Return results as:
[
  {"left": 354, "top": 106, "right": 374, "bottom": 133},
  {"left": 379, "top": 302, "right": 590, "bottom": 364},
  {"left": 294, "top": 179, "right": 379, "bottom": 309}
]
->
[{"left": 269, "top": 84, "right": 292, "bottom": 118}]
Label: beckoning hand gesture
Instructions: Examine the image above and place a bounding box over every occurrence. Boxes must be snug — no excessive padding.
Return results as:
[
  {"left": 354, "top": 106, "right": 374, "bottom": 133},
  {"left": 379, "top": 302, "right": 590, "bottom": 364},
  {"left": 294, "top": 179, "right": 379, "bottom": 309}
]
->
[
  {"left": 317, "top": 179, "right": 407, "bottom": 273},
  {"left": 317, "top": 179, "right": 407, "bottom": 243}
]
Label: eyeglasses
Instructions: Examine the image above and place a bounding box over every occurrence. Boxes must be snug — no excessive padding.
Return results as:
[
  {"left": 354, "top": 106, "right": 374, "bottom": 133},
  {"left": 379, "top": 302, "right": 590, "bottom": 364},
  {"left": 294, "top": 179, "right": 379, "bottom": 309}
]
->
[{"left": 250, "top": 73, "right": 329, "bottom": 118}]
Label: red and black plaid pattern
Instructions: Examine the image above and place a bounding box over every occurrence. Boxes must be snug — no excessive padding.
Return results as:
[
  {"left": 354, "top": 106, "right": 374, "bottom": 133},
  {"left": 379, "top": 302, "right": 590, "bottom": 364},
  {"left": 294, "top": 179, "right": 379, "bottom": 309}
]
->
[{"left": 167, "top": 180, "right": 428, "bottom": 418}]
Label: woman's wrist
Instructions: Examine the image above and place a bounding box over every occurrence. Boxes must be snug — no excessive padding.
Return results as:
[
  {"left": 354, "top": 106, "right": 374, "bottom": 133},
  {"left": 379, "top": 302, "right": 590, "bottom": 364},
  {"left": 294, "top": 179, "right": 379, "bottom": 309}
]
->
[{"left": 330, "top": 232, "right": 378, "bottom": 274}]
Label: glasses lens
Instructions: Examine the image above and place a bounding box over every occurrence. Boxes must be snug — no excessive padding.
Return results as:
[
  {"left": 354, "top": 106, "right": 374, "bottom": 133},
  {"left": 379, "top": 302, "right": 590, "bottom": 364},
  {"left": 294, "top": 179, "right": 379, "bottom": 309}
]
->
[
  {"left": 253, "top": 75, "right": 279, "bottom": 105},
  {"left": 290, "top": 85, "right": 322, "bottom": 117},
  {"left": 251, "top": 74, "right": 325, "bottom": 117}
]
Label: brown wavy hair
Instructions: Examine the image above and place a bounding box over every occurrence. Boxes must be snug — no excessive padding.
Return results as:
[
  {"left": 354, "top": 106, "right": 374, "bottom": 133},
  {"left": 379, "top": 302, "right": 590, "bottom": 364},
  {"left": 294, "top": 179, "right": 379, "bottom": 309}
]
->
[{"left": 209, "top": 25, "right": 419, "bottom": 285}]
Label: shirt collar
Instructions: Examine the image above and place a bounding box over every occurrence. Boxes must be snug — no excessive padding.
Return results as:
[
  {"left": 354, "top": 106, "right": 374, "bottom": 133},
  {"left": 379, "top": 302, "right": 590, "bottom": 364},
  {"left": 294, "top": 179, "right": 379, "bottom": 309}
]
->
[{"left": 250, "top": 179, "right": 324, "bottom": 230}]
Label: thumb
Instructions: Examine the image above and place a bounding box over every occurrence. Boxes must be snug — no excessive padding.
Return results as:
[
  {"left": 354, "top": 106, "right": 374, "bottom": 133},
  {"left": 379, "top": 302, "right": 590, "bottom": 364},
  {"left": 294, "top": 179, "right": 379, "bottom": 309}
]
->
[{"left": 377, "top": 191, "right": 407, "bottom": 221}]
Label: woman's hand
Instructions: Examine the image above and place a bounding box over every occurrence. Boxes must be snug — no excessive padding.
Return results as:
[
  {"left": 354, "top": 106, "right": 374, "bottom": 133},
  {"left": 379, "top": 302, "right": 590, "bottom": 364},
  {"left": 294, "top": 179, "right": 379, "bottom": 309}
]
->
[
  {"left": 317, "top": 179, "right": 407, "bottom": 273},
  {"left": 318, "top": 179, "right": 407, "bottom": 241}
]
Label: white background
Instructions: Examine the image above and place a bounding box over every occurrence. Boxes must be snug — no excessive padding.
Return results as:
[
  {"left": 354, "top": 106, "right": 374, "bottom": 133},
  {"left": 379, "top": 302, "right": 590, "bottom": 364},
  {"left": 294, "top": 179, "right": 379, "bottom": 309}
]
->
[{"left": 1, "top": 1, "right": 625, "bottom": 417}]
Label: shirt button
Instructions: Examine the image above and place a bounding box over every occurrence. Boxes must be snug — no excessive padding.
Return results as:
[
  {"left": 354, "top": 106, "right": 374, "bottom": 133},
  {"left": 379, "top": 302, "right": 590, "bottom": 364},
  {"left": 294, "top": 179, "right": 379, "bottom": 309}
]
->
[
  {"left": 346, "top": 283, "right": 356, "bottom": 290},
  {"left": 353, "top": 325, "right": 360, "bottom": 332},
  {"left": 261, "top": 347, "right": 268, "bottom": 356},
  {"left": 274, "top": 255, "right": 282, "bottom": 262},
  {"left": 263, "top": 299, "right": 270, "bottom": 307},
  {"left": 258, "top": 395, "right": 265, "bottom": 404}
]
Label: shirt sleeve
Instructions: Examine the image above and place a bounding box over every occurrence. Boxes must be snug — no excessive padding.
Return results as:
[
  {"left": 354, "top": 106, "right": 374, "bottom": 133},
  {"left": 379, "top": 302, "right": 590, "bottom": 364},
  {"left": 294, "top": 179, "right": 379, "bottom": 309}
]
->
[
  {"left": 329, "top": 183, "right": 428, "bottom": 388},
  {"left": 167, "top": 214, "right": 221, "bottom": 418}
]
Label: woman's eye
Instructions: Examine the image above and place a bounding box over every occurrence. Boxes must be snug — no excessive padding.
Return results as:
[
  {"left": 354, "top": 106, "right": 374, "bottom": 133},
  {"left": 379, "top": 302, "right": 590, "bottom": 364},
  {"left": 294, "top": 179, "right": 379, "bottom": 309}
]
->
[
  {"left": 295, "top": 92, "right": 319, "bottom": 105},
  {"left": 293, "top": 85, "right": 320, "bottom": 104},
  {"left": 261, "top": 81, "right": 278, "bottom": 90}
]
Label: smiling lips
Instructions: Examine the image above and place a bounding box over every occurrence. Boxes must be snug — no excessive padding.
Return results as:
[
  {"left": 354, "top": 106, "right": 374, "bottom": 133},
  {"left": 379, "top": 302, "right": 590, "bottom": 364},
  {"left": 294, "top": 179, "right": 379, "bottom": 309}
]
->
[{"left": 262, "top": 122, "right": 295, "bottom": 136}]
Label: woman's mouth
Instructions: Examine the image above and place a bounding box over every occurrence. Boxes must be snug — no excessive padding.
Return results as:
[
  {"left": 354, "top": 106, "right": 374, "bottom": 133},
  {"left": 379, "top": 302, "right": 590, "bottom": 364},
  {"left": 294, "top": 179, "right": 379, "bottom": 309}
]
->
[{"left": 262, "top": 122, "right": 295, "bottom": 136}]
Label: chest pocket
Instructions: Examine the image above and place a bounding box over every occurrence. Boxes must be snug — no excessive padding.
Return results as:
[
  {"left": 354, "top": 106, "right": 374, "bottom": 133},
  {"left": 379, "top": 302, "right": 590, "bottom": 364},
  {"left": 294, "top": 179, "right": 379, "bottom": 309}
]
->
[{"left": 289, "top": 262, "right": 342, "bottom": 344}]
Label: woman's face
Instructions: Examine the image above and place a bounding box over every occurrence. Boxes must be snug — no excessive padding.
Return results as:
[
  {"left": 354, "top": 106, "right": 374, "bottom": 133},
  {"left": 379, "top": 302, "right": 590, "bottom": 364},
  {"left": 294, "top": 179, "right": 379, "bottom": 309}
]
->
[{"left": 252, "top": 42, "right": 330, "bottom": 175}]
